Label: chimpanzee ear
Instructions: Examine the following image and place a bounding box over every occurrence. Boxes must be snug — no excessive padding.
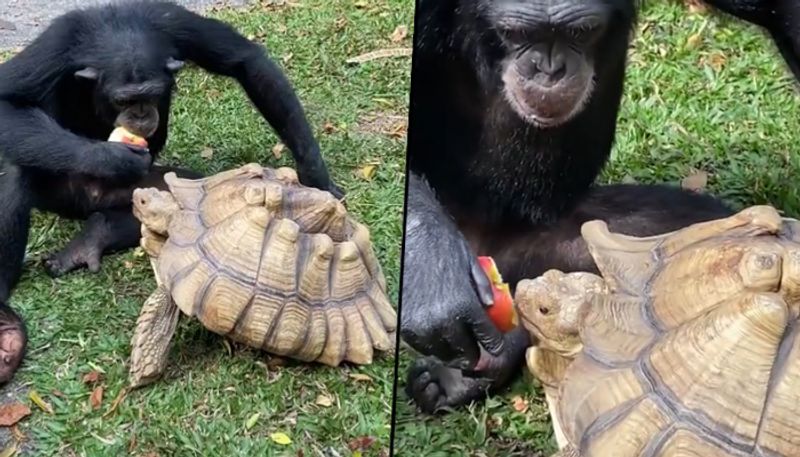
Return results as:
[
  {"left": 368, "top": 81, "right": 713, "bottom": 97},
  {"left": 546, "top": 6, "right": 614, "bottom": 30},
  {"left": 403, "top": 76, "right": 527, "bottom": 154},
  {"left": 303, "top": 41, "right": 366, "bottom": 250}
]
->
[
  {"left": 166, "top": 57, "right": 185, "bottom": 73},
  {"left": 74, "top": 67, "right": 100, "bottom": 81}
]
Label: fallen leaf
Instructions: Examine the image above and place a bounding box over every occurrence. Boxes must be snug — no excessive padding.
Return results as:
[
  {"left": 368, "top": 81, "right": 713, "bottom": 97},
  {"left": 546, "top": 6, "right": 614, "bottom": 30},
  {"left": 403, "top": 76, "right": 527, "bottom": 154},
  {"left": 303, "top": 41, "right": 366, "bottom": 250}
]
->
[
  {"left": 133, "top": 247, "right": 146, "bottom": 258},
  {"left": 123, "top": 260, "right": 135, "bottom": 269},
  {"left": 200, "top": 147, "right": 214, "bottom": 160},
  {"left": 51, "top": 390, "right": 66, "bottom": 399},
  {"left": 357, "top": 164, "right": 378, "bottom": 181},
  {"left": 322, "top": 122, "right": 336, "bottom": 134},
  {"left": 270, "top": 432, "right": 292, "bottom": 445},
  {"left": 82, "top": 370, "right": 102, "bottom": 385},
  {"left": 354, "top": 0, "right": 368, "bottom": 7},
  {"left": 686, "top": 33, "right": 702, "bottom": 49},
  {"left": 282, "top": 53, "right": 293, "bottom": 64},
  {"left": 348, "top": 436, "right": 376, "bottom": 451},
  {"left": 29, "top": 390, "right": 53, "bottom": 414},
  {"left": 0, "top": 403, "right": 31, "bottom": 426},
  {"left": 272, "top": 143, "right": 285, "bottom": 159},
  {"left": 315, "top": 394, "right": 333, "bottom": 407},
  {"left": 0, "top": 442, "right": 17, "bottom": 457},
  {"left": 348, "top": 373, "right": 373, "bottom": 383},
  {"left": 346, "top": 48, "right": 413, "bottom": 65},
  {"left": 390, "top": 25, "right": 408, "bottom": 43},
  {"left": 681, "top": 170, "right": 709, "bottom": 192},
  {"left": 90, "top": 386, "right": 104, "bottom": 410},
  {"left": 511, "top": 395, "right": 529, "bottom": 413},
  {"left": 102, "top": 388, "right": 128, "bottom": 418},
  {"left": 245, "top": 412, "right": 260, "bottom": 430}
]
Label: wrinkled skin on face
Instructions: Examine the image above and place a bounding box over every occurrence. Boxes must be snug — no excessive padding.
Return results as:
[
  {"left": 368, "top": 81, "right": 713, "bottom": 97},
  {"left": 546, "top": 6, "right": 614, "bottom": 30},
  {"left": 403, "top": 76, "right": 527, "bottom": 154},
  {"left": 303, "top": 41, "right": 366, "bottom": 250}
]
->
[
  {"left": 486, "top": 0, "right": 625, "bottom": 127},
  {"left": 132, "top": 188, "right": 179, "bottom": 235},
  {"left": 515, "top": 269, "right": 607, "bottom": 357}
]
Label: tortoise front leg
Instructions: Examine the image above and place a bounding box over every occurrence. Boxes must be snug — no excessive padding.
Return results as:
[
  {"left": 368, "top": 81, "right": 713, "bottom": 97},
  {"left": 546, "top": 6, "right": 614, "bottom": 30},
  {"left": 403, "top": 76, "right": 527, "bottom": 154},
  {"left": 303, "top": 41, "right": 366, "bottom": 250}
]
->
[{"left": 129, "top": 285, "right": 181, "bottom": 388}]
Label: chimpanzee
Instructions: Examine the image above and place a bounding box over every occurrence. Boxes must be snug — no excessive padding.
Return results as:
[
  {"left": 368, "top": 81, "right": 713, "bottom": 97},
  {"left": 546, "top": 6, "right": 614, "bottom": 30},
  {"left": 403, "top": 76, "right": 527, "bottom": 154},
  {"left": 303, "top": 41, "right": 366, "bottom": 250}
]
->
[
  {"left": 0, "top": 1, "right": 343, "bottom": 383},
  {"left": 401, "top": 0, "right": 799, "bottom": 414}
]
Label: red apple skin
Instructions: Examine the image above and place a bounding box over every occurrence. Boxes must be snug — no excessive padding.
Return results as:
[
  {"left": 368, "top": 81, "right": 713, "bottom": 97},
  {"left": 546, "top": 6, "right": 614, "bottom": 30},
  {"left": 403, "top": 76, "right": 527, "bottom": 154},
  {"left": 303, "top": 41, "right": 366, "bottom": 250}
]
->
[
  {"left": 108, "top": 127, "right": 148, "bottom": 148},
  {"left": 477, "top": 256, "right": 518, "bottom": 333}
]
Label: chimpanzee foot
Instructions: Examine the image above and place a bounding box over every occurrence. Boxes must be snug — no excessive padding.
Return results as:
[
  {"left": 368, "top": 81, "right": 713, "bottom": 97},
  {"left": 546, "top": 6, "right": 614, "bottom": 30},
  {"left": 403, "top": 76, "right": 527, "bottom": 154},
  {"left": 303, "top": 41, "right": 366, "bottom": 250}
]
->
[
  {"left": 43, "top": 212, "right": 111, "bottom": 277},
  {"left": 405, "top": 356, "right": 493, "bottom": 414},
  {"left": 44, "top": 246, "right": 102, "bottom": 277}
]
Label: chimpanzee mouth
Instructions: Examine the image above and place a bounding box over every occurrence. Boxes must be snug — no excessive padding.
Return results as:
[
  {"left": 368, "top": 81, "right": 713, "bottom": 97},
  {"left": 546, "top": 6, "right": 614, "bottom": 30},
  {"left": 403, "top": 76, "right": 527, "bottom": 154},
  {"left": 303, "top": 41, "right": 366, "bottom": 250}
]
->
[{"left": 502, "top": 68, "right": 594, "bottom": 129}]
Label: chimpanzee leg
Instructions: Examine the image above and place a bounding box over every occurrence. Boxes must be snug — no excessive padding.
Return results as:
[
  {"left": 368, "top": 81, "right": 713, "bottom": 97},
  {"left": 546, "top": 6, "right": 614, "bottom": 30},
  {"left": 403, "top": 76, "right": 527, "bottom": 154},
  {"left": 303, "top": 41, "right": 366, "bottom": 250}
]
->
[
  {"left": 44, "top": 166, "right": 203, "bottom": 277},
  {"left": 0, "top": 164, "right": 31, "bottom": 383}
]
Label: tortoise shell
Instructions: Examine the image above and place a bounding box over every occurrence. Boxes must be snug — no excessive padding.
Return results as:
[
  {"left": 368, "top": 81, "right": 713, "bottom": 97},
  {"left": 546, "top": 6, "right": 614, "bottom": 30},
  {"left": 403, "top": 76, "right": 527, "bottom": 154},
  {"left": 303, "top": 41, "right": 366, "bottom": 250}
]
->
[
  {"left": 516, "top": 206, "right": 800, "bottom": 457},
  {"left": 134, "top": 163, "right": 396, "bottom": 366}
]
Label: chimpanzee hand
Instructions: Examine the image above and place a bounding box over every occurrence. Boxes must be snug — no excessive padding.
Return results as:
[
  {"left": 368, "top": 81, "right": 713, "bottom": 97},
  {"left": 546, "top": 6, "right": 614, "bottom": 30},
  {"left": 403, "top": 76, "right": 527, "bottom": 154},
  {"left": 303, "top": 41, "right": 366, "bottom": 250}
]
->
[
  {"left": 84, "top": 142, "right": 152, "bottom": 182},
  {"left": 296, "top": 160, "right": 345, "bottom": 200},
  {"left": 400, "top": 173, "right": 504, "bottom": 369}
]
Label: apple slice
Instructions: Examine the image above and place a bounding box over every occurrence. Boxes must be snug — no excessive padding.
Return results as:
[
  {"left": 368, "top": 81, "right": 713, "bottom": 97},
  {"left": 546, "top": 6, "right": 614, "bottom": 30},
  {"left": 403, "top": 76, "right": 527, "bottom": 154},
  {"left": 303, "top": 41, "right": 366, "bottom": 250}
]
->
[
  {"left": 477, "top": 256, "right": 518, "bottom": 333},
  {"left": 108, "top": 126, "right": 148, "bottom": 148}
]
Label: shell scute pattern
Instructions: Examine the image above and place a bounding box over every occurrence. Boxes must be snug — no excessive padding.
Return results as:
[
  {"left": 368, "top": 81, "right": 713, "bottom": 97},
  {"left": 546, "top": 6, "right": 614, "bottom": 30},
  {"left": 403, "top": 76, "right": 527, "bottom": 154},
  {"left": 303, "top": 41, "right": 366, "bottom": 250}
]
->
[
  {"left": 136, "top": 163, "right": 396, "bottom": 367},
  {"left": 516, "top": 206, "right": 800, "bottom": 457}
]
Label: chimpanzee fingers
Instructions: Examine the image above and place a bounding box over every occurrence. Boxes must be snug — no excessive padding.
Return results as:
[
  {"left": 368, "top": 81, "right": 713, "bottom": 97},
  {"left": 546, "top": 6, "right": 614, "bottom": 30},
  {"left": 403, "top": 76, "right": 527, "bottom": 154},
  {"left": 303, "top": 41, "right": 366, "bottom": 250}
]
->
[
  {"left": 465, "top": 309, "right": 505, "bottom": 357},
  {"left": 469, "top": 259, "right": 495, "bottom": 307}
]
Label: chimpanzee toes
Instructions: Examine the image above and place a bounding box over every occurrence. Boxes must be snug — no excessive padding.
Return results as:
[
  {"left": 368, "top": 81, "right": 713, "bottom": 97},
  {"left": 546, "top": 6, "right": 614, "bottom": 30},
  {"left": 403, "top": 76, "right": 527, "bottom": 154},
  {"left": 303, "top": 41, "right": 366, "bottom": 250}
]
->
[
  {"left": 43, "top": 248, "right": 103, "bottom": 277},
  {"left": 406, "top": 357, "right": 447, "bottom": 414},
  {"left": 406, "top": 356, "right": 494, "bottom": 414}
]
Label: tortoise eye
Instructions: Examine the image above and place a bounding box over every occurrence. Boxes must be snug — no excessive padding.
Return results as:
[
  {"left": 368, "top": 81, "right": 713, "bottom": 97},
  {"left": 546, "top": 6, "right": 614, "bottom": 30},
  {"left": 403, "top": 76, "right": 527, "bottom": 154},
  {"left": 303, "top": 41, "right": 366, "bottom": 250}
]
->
[{"left": 539, "top": 306, "right": 549, "bottom": 315}]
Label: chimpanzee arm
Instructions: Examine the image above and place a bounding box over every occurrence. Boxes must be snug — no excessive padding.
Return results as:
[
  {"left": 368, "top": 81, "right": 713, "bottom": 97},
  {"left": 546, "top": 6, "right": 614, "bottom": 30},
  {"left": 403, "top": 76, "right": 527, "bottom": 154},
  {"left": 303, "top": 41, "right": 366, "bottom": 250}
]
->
[
  {"left": 145, "top": 3, "right": 341, "bottom": 197},
  {"left": 704, "top": 0, "right": 800, "bottom": 80},
  {"left": 0, "top": 103, "right": 151, "bottom": 181}
]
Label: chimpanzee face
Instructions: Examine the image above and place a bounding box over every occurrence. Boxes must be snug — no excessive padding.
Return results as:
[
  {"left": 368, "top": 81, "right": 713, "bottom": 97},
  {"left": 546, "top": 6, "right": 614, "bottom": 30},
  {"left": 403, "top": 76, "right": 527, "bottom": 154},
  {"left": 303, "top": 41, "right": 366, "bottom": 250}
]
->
[
  {"left": 484, "top": 0, "right": 635, "bottom": 128},
  {"left": 74, "top": 56, "right": 184, "bottom": 138}
]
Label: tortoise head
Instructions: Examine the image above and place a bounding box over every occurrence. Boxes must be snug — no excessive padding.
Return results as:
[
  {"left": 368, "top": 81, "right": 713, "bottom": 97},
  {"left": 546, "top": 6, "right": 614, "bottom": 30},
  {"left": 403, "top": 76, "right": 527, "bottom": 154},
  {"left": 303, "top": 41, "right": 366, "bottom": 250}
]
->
[
  {"left": 132, "top": 188, "right": 180, "bottom": 236},
  {"left": 515, "top": 270, "right": 607, "bottom": 357}
]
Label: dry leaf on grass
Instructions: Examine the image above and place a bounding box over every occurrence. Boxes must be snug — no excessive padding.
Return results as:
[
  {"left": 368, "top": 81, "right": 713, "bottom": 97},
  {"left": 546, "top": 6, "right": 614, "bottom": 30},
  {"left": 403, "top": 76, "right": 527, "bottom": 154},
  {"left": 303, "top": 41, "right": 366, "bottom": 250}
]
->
[
  {"left": 0, "top": 443, "right": 17, "bottom": 457},
  {"left": 272, "top": 143, "right": 285, "bottom": 159},
  {"left": 357, "top": 163, "right": 379, "bottom": 181},
  {"left": 346, "top": 48, "right": 412, "bottom": 65},
  {"left": 511, "top": 395, "right": 529, "bottom": 413},
  {"left": 245, "top": 412, "right": 260, "bottom": 430},
  {"left": 0, "top": 403, "right": 31, "bottom": 427},
  {"left": 82, "top": 370, "right": 102, "bottom": 384},
  {"left": 200, "top": 147, "right": 214, "bottom": 160},
  {"left": 348, "top": 373, "right": 373, "bottom": 383},
  {"left": 270, "top": 432, "right": 292, "bottom": 445},
  {"left": 102, "top": 388, "right": 129, "bottom": 418},
  {"left": 348, "top": 436, "right": 376, "bottom": 451},
  {"left": 315, "top": 394, "right": 333, "bottom": 407},
  {"left": 89, "top": 386, "right": 104, "bottom": 410},
  {"left": 28, "top": 390, "right": 53, "bottom": 414},
  {"left": 681, "top": 170, "right": 709, "bottom": 192},
  {"left": 322, "top": 122, "right": 336, "bottom": 134},
  {"left": 390, "top": 25, "right": 408, "bottom": 43}
]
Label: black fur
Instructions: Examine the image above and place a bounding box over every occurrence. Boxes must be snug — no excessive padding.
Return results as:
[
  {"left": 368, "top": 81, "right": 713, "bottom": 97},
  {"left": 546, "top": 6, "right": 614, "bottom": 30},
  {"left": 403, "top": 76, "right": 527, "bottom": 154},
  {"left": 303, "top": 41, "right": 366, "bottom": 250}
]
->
[
  {"left": 0, "top": 1, "right": 341, "bottom": 384},
  {"left": 401, "top": 0, "right": 796, "bottom": 414}
]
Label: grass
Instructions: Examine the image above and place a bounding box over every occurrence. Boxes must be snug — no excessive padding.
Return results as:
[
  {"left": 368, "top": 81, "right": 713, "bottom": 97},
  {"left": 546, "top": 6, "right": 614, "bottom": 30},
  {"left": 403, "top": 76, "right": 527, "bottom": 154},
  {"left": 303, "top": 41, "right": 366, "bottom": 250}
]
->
[
  {"left": 392, "top": 2, "right": 800, "bottom": 456},
  {"left": 3, "top": 1, "right": 410, "bottom": 455}
]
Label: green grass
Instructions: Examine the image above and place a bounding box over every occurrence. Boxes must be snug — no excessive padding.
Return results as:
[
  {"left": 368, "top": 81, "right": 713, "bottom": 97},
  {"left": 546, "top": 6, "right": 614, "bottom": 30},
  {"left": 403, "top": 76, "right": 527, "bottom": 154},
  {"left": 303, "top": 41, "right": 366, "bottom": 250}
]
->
[
  {"left": 392, "top": 2, "right": 800, "bottom": 456},
  {"left": 3, "top": 1, "right": 410, "bottom": 455}
]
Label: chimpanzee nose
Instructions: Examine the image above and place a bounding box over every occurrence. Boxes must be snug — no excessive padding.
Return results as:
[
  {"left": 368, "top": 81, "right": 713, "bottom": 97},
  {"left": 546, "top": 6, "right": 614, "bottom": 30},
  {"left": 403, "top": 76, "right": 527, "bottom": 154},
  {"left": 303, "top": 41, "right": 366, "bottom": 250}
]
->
[{"left": 529, "top": 43, "right": 566, "bottom": 82}]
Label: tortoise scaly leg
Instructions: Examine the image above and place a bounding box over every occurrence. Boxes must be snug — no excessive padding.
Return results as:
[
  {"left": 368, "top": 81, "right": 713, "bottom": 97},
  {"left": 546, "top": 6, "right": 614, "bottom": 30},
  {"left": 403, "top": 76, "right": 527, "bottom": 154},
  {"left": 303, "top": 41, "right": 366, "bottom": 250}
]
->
[{"left": 129, "top": 285, "right": 180, "bottom": 388}]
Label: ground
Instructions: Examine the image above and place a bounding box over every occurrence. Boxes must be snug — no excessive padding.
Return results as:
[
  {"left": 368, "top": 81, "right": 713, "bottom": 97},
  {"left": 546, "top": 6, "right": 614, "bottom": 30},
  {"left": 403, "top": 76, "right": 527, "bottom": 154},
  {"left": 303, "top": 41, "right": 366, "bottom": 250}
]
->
[
  {"left": 392, "top": 2, "right": 800, "bottom": 456},
  {"left": 0, "top": 0, "right": 410, "bottom": 455}
]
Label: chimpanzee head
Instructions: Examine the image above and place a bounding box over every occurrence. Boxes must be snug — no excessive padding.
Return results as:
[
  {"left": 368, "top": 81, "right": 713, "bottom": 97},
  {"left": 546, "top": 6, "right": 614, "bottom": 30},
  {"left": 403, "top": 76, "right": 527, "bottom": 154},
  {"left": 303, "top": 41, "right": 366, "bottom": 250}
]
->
[
  {"left": 73, "top": 35, "right": 185, "bottom": 138},
  {"left": 482, "top": 0, "right": 636, "bottom": 128}
]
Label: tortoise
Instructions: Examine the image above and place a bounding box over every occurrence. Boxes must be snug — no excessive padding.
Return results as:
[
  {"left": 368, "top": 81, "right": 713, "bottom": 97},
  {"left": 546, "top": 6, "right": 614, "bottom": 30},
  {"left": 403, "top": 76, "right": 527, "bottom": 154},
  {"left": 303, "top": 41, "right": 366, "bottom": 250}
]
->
[
  {"left": 128, "top": 163, "right": 397, "bottom": 388},
  {"left": 515, "top": 205, "right": 800, "bottom": 457}
]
